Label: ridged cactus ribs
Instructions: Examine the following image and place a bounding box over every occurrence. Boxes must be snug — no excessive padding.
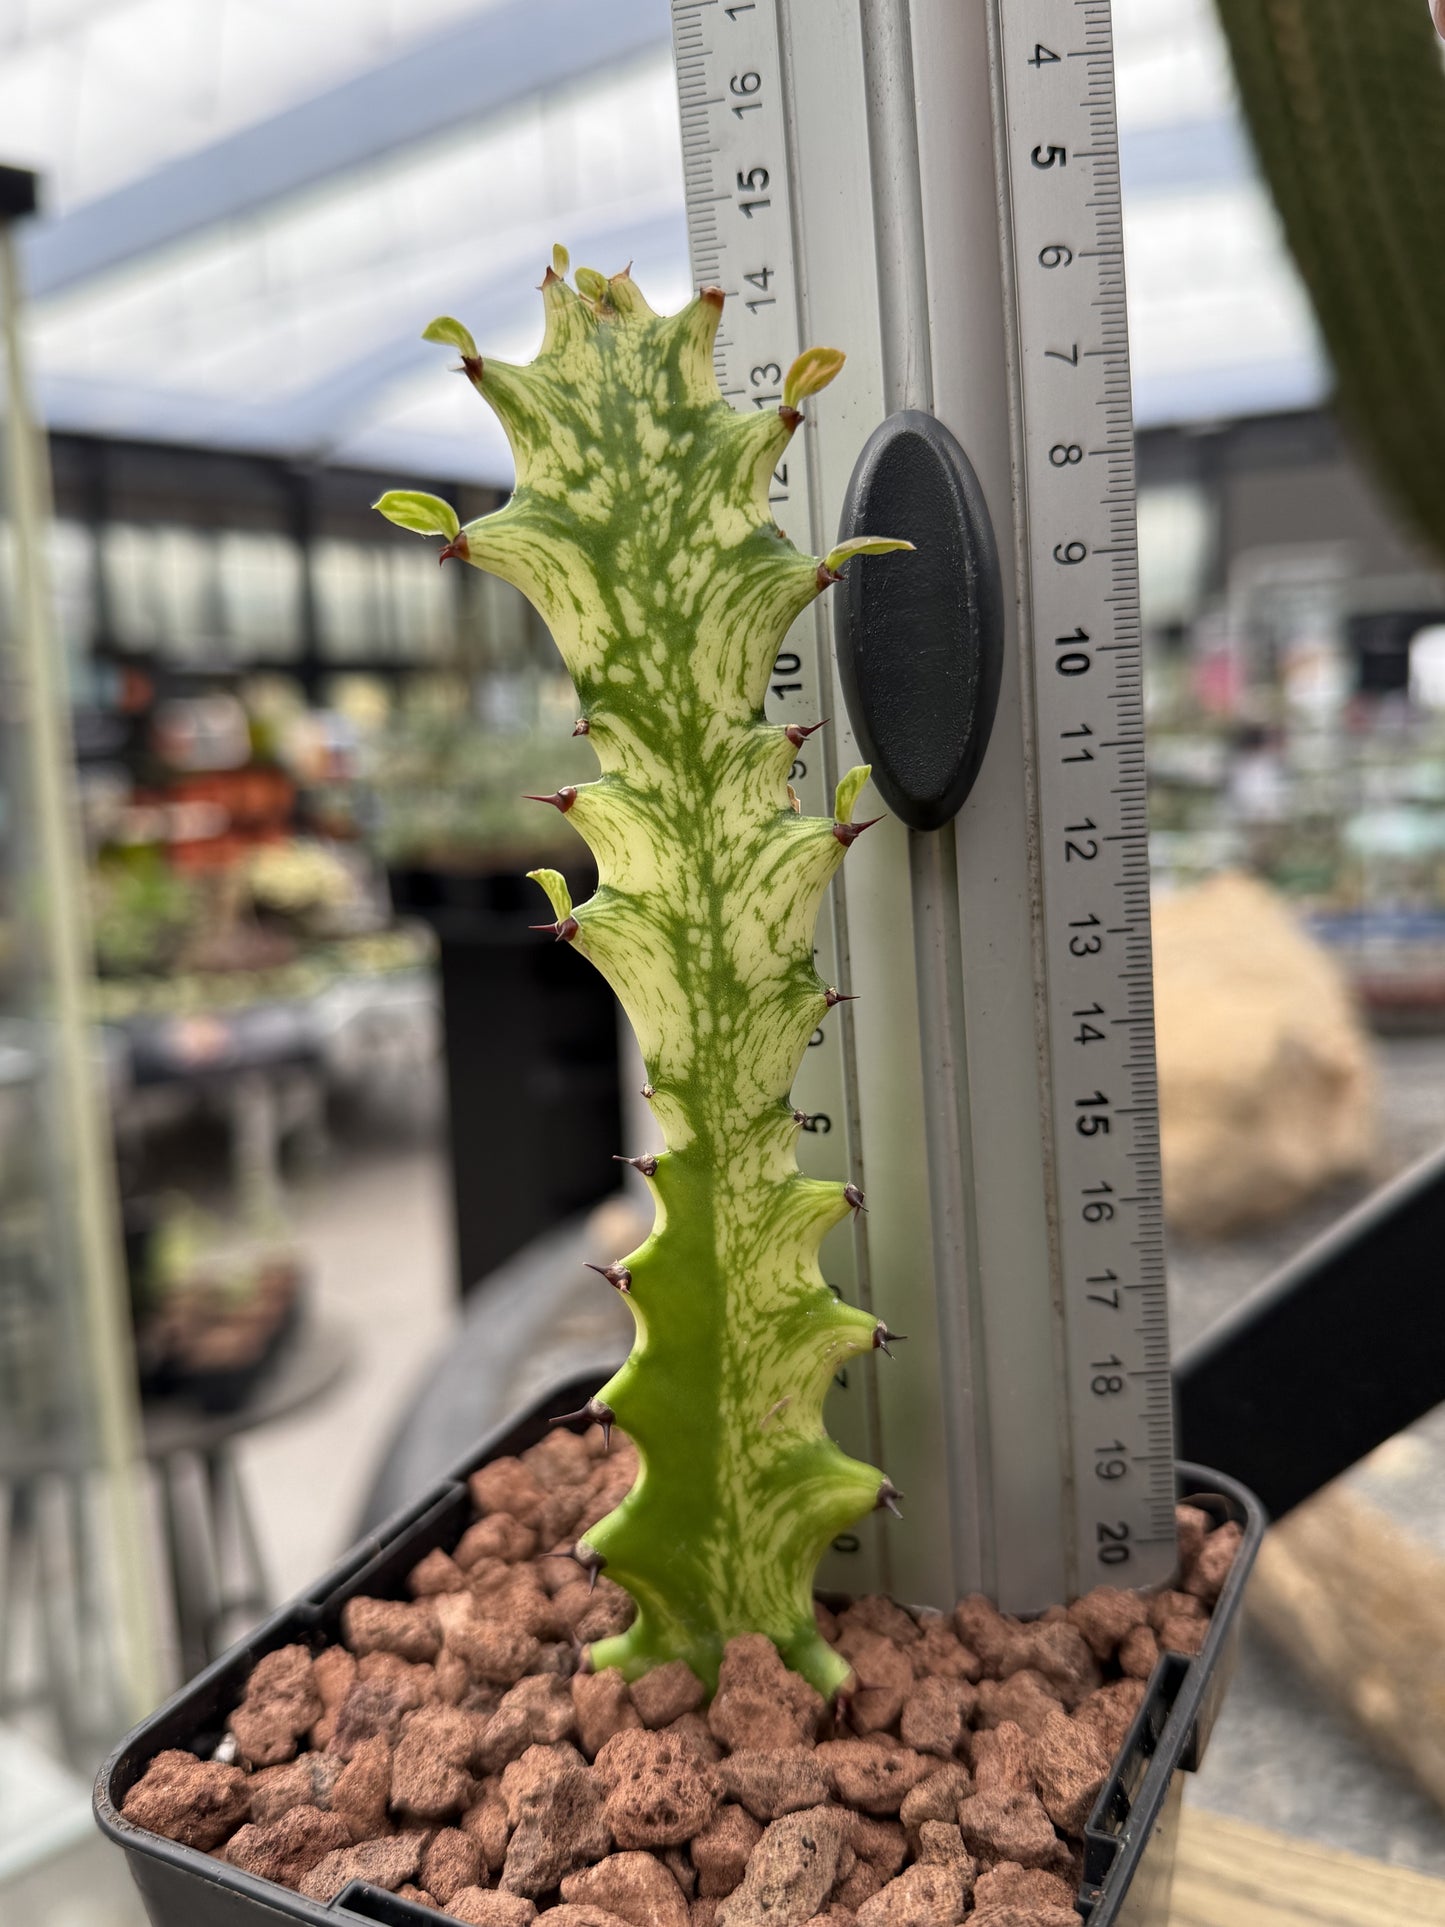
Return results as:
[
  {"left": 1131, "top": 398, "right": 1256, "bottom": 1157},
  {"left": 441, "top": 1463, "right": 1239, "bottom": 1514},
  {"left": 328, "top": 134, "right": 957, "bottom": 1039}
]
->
[{"left": 376, "top": 250, "right": 911, "bottom": 1699}]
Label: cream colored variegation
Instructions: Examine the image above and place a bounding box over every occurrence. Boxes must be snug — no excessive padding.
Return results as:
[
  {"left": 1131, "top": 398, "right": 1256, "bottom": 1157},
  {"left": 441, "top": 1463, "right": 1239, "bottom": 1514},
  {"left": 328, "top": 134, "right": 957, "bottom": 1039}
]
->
[{"left": 376, "top": 260, "right": 909, "bottom": 1698}]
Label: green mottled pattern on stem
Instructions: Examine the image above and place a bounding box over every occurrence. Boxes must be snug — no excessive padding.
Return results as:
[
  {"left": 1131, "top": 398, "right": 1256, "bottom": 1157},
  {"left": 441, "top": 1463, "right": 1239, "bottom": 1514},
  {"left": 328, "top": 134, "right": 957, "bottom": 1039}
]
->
[{"left": 375, "top": 262, "right": 909, "bottom": 1698}]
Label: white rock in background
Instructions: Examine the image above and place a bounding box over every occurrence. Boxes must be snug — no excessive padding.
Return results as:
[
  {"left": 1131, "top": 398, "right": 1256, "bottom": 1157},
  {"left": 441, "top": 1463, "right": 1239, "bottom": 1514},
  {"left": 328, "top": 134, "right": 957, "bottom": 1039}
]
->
[{"left": 1153, "top": 873, "right": 1376, "bottom": 1236}]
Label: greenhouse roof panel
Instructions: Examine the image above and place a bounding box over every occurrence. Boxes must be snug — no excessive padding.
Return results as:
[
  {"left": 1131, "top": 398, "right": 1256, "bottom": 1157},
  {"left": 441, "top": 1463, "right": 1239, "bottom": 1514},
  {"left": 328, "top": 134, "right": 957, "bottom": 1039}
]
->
[{"left": 9, "top": 0, "right": 1327, "bottom": 478}]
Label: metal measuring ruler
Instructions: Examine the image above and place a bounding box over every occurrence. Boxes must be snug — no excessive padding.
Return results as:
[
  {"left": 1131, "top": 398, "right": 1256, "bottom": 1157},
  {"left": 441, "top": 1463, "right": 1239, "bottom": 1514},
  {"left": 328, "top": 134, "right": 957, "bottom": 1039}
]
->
[{"left": 670, "top": 0, "right": 1174, "bottom": 1612}]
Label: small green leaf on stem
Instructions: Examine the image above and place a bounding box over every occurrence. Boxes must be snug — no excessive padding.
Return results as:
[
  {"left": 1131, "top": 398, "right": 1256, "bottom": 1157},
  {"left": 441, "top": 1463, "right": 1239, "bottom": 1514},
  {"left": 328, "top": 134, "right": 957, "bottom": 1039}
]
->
[
  {"left": 834, "top": 764, "right": 873, "bottom": 826},
  {"left": 784, "top": 347, "right": 846, "bottom": 409},
  {"left": 422, "top": 316, "right": 479, "bottom": 359},
  {"left": 526, "top": 868, "right": 574, "bottom": 921},
  {"left": 372, "top": 491, "right": 460, "bottom": 539},
  {"left": 575, "top": 266, "right": 609, "bottom": 303},
  {"left": 552, "top": 243, "right": 571, "bottom": 278},
  {"left": 820, "top": 536, "right": 915, "bottom": 575}
]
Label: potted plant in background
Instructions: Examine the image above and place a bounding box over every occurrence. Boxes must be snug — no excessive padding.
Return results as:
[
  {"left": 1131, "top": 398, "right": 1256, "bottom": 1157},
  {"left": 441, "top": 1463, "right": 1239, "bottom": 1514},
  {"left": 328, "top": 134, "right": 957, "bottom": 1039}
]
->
[
  {"left": 96, "top": 256, "right": 1255, "bottom": 1927},
  {"left": 131, "top": 1196, "right": 304, "bottom": 1415}
]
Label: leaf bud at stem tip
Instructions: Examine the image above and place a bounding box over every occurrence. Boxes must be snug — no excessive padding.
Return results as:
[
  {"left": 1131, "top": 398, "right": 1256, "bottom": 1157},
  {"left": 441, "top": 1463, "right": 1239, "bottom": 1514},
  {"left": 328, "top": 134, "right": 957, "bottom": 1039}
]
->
[
  {"left": 700, "top": 285, "right": 725, "bottom": 309},
  {"left": 584, "top": 1260, "right": 632, "bottom": 1294},
  {"left": 876, "top": 1477, "right": 904, "bottom": 1518},
  {"left": 614, "top": 1152, "right": 659, "bottom": 1178},
  {"left": 641, "top": 1083, "right": 655, "bottom": 1100},
  {"left": 833, "top": 816, "right": 882, "bottom": 848}
]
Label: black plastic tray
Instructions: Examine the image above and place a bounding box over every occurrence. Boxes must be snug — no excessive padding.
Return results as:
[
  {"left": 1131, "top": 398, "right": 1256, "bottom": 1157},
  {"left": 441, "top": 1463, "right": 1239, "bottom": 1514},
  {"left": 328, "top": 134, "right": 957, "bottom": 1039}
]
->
[{"left": 94, "top": 1373, "right": 1262, "bottom": 1927}]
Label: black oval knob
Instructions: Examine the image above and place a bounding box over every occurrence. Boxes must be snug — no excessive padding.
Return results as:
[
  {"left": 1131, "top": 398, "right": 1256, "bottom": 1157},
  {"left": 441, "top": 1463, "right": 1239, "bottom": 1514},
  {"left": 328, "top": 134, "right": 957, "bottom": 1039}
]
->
[{"left": 832, "top": 410, "right": 1004, "bottom": 831}]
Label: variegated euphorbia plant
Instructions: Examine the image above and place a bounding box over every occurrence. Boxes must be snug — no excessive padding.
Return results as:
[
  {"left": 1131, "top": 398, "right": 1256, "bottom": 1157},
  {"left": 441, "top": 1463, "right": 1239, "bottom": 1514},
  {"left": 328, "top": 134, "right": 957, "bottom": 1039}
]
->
[{"left": 376, "top": 250, "right": 909, "bottom": 1700}]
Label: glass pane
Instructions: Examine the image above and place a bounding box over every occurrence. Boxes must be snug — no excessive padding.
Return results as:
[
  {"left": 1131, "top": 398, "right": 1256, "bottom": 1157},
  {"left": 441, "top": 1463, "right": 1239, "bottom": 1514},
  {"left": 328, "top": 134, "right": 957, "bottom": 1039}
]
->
[
  {"left": 461, "top": 569, "right": 541, "bottom": 671},
  {"left": 50, "top": 517, "right": 96, "bottom": 667},
  {"left": 103, "top": 520, "right": 222, "bottom": 658},
  {"left": 388, "top": 542, "right": 456, "bottom": 661},
  {"left": 216, "top": 529, "right": 303, "bottom": 658},
  {"left": 316, "top": 537, "right": 393, "bottom": 660}
]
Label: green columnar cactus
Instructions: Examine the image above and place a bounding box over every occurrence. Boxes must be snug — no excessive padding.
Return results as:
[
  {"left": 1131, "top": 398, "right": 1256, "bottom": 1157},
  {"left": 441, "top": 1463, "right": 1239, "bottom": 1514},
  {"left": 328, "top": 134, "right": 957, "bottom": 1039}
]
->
[
  {"left": 1214, "top": 0, "right": 1445, "bottom": 562},
  {"left": 377, "top": 253, "right": 908, "bottom": 1699}
]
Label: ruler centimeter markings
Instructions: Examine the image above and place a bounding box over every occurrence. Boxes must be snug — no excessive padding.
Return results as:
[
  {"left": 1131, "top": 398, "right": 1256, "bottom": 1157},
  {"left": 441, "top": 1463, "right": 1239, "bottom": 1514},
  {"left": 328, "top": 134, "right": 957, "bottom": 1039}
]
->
[
  {"left": 672, "top": 0, "right": 1175, "bottom": 1600},
  {"left": 671, "top": 0, "right": 880, "bottom": 1567},
  {"left": 997, "top": 0, "right": 1175, "bottom": 1584}
]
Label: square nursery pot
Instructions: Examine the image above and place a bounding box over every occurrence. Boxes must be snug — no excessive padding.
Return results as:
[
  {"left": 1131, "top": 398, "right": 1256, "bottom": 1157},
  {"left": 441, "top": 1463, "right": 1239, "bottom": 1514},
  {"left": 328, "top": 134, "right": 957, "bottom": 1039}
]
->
[{"left": 94, "top": 1371, "right": 1262, "bottom": 1927}]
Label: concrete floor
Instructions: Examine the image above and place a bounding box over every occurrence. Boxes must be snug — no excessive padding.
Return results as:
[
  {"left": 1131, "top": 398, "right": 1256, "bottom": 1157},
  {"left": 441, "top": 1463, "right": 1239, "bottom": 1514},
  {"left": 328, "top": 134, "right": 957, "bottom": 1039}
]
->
[
  {"left": 28, "top": 1036, "right": 1445, "bottom": 1917},
  {"left": 230, "top": 1131, "right": 456, "bottom": 1605}
]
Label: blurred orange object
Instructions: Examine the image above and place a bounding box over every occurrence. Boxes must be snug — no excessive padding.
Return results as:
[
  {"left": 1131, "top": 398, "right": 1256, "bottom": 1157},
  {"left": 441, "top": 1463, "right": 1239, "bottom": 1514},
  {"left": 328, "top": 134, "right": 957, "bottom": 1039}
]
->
[
  {"left": 170, "top": 768, "right": 294, "bottom": 829},
  {"left": 171, "top": 832, "right": 249, "bottom": 873}
]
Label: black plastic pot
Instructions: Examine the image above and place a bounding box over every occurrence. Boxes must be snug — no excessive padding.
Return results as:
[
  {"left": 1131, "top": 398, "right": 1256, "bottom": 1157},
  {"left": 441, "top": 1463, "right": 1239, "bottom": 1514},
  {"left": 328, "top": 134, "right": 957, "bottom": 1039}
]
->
[{"left": 94, "top": 1372, "right": 1262, "bottom": 1927}]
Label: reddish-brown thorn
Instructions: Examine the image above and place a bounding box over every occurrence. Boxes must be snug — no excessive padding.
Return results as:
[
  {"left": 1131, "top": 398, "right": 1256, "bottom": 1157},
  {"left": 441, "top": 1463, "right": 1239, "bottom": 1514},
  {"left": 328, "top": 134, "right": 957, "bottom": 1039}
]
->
[
  {"left": 785, "top": 717, "right": 829, "bottom": 749},
  {"left": 439, "top": 535, "right": 469, "bottom": 566},
  {"left": 641, "top": 1082, "right": 656, "bottom": 1100},
  {"left": 542, "top": 264, "right": 561, "bottom": 287},
  {"left": 833, "top": 815, "right": 883, "bottom": 848},
  {"left": 824, "top": 987, "right": 858, "bottom": 1009},
  {"left": 523, "top": 787, "right": 577, "bottom": 813},
  {"left": 876, "top": 1477, "right": 904, "bottom": 1518},
  {"left": 573, "top": 717, "right": 591, "bottom": 737},
  {"left": 529, "top": 915, "right": 579, "bottom": 943},
  {"left": 700, "top": 285, "right": 725, "bottom": 309},
  {"left": 456, "top": 354, "right": 483, "bottom": 382},
  {"left": 549, "top": 1397, "right": 615, "bottom": 1451},
  {"left": 873, "top": 1322, "right": 907, "bottom": 1357},
  {"left": 816, "top": 562, "right": 841, "bottom": 593},
  {"left": 614, "top": 1152, "right": 659, "bottom": 1178},
  {"left": 779, "top": 404, "right": 803, "bottom": 430},
  {"left": 584, "top": 1260, "right": 632, "bottom": 1295},
  {"left": 844, "top": 1182, "right": 867, "bottom": 1216}
]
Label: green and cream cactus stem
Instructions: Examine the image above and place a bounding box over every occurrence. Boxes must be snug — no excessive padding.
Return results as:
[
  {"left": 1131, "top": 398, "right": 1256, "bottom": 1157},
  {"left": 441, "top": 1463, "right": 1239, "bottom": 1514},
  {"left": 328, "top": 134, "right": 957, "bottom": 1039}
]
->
[{"left": 375, "top": 250, "right": 910, "bottom": 1699}]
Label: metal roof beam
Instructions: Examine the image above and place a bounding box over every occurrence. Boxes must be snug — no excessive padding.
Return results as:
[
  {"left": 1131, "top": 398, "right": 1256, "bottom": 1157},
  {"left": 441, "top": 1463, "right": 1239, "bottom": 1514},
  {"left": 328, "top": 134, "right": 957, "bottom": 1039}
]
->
[{"left": 22, "top": 0, "right": 669, "bottom": 299}]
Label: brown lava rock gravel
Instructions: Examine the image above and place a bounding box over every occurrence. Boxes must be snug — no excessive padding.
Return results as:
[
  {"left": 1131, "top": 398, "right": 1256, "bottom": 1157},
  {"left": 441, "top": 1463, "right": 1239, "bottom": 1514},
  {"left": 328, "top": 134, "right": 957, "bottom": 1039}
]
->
[{"left": 121, "top": 1436, "right": 1241, "bottom": 1926}]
